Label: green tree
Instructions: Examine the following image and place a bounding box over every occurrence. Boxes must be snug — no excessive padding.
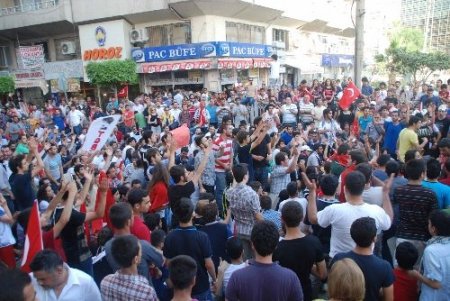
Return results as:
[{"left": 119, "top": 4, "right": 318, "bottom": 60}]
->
[
  {"left": 375, "top": 26, "right": 425, "bottom": 84},
  {"left": 86, "top": 59, "right": 138, "bottom": 98},
  {"left": 0, "top": 76, "right": 15, "bottom": 96}
]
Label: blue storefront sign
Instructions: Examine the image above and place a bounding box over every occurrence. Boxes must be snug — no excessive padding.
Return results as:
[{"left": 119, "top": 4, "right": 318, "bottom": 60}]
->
[
  {"left": 321, "top": 54, "right": 354, "bottom": 67},
  {"left": 131, "top": 42, "right": 273, "bottom": 63}
]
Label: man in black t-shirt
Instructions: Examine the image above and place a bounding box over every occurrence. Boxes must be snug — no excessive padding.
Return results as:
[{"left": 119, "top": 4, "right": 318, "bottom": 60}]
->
[
  {"left": 168, "top": 141, "right": 211, "bottom": 228},
  {"left": 274, "top": 201, "right": 326, "bottom": 301},
  {"left": 9, "top": 138, "right": 44, "bottom": 211},
  {"left": 164, "top": 198, "right": 217, "bottom": 300},
  {"left": 304, "top": 175, "right": 340, "bottom": 257},
  {"left": 251, "top": 116, "right": 271, "bottom": 189},
  {"left": 54, "top": 173, "right": 108, "bottom": 276}
]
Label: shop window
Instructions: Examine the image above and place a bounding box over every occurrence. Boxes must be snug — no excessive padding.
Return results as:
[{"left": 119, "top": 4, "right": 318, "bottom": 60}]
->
[
  {"left": 226, "top": 22, "right": 265, "bottom": 44},
  {"left": 147, "top": 22, "right": 191, "bottom": 46},
  {"left": 174, "top": 71, "right": 188, "bottom": 79}
]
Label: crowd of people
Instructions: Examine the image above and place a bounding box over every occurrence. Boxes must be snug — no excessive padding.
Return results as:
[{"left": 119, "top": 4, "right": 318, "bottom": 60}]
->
[{"left": 0, "top": 76, "right": 450, "bottom": 301}]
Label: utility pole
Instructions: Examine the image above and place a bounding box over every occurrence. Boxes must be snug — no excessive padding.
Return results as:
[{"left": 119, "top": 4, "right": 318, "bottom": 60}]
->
[{"left": 354, "top": 0, "right": 365, "bottom": 88}]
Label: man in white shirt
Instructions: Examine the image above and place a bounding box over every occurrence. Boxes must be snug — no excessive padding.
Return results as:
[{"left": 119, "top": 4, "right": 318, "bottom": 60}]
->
[
  {"left": 68, "top": 104, "right": 85, "bottom": 135},
  {"left": 30, "top": 250, "right": 102, "bottom": 301},
  {"left": 305, "top": 170, "right": 393, "bottom": 259},
  {"left": 281, "top": 97, "right": 298, "bottom": 127}
]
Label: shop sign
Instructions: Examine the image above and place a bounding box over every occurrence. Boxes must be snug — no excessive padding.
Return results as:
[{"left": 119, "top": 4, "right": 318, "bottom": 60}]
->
[
  {"left": 140, "top": 59, "right": 212, "bottom": 73},
  {"left": 132, "top": 42, "right": 272, "bottom": 63},
  {"left": 16, "top": 45, "right": 45, "bottom": 69},
  {"left": 13, "top": 70, "right": 44, "bottom": 80},
  {"left": 321, "top": 54, "right": 354, "bottom": 67},
  {"left": 83, "top": 47, "right": 123, "bottom": 61}
]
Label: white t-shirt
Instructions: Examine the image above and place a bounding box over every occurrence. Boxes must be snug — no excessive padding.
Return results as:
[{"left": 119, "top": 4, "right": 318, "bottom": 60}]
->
[
  {"left": 223, "top": 263, "right": 247, "bottom": 293},
  {"left": 68, "top": 109, "right": 84, "bottom": 127},
  {"left": 281, "top": 104, "right": 298, "bottom": 124},
  {"left": 317, "top": 202, "right": 391, "bottom": 258},
  {"left": 362, "top": 187, "right": 383, "bottom": 207},
  {"left": 278, "top": 197, "right": 308, "bottom": 216},
  {"left": 0, "top": 207, "right": 15, "bottom": 247}
]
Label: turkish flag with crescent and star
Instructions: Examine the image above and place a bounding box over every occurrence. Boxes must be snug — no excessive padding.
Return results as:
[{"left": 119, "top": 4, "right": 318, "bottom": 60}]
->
[
  {"left": 21, "top": 200, "right": 43, "bottom": 272},
  {"left": 117, "top": 86, "right": 128, "bottom": 98},
  {"left": 339, "top": 81, "right": 361, "bottom": 110}
]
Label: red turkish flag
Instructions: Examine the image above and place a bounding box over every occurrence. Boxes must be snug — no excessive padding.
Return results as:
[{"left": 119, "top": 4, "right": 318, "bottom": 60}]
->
[
  {"left": 117, "top": 86, "right": 128, "bottom": 98},
  {"left": 21, "top": 200, "right": 43, "bottom": 272},
  {"left": 339, "top": 81, "right": 361, "bottom": 110}
]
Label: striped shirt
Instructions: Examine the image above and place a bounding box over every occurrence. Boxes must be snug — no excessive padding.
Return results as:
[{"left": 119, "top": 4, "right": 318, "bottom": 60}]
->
[
  {"left": 394, "top": 184, "right": 438, "bottom": 241},
  {"left": 213, "top": 135, "right": 233, "bottom": 172}
]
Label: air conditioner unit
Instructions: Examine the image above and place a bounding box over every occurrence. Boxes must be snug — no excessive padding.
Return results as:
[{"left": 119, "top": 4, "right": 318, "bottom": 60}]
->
[
  {"left": 61, "top": 41, "right": 76, "bottom": 55},
  {"left": 130, "top": 29, "right": 149, "bottom": 44}
]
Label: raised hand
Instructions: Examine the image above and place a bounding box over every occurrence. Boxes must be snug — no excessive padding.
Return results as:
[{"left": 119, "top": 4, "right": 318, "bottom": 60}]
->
[{"left": 301, "top": 172, "right": 317, "bottom": 191}]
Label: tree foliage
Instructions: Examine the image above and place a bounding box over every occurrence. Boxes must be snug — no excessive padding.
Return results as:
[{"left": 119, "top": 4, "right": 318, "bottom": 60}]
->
[
  {"left": 0, "top": 76, "right": 15, "bottom": 95},
  {"left": 375, "top": 26, "right": 450, "bottom": 83},
  {"left": 86, "top": 59, "right": 138, "bottom": 87}
]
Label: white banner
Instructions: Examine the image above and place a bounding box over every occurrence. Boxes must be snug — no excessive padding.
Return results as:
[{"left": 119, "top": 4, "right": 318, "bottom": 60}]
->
[
  {"left": 81, "top": 115, "right": 121, "bottom": 152},
  {"left": 16, "top": 45, "right": 45, "bottom": 69}
]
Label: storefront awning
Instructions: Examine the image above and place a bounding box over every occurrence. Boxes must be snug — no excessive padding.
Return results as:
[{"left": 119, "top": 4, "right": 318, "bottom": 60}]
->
[
  {"left": 218, "top": 58, "right": 272, "bottom": 70},
  {"left": 252, "top": 58, "right": 273, "bottom": 68},
  {"left": 139, "top": 59, "right": 213, "bottom": 74},
  {"left": 15, "top": 79, "right": 48, "bottom": 94}
]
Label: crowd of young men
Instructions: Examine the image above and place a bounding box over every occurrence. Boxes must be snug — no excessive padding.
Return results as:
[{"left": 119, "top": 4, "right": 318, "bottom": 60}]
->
[{"left": 0, "top": 77, "right": 449, "bottom": 301}]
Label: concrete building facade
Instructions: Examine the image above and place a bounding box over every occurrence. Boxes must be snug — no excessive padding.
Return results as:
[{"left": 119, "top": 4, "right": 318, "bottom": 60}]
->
[{"left": 0, "top": 0, "right": 355, "bottom": 101}]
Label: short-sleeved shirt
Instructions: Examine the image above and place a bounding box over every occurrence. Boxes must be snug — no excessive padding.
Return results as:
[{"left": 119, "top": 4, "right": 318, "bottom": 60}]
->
[
  {"left": 270, "top": 165, "right": 291, "bottom": 196},
  {"left": 420, "top": 242, "right": 450, "bottom": 301},
  {"left": 54, "top": 207, "right": 90, "bottom": 264},
  {"left": 163, "top": 226, "right": 213, "bottom": 295},
  {"left": 383, "top": 121, "right": 405, "bottom": 154},
  {"left": 332, "top": 251, "right": 394, "bottom": 301},
  {"left": 394, "top": 184, "right": 438, "bottom": 241},
  {"left": 273, "top": 235, "right": 324, "bottom": 301},
  {"left": 168, "top": 181, "right": 195, "bottom": 213},
  {"left": 130, "top": 215, "right": 151, "bottom": 242},
  {"left": 226, "top": 260, "right": 303, "bottom": 301},
  {"left": 226, "top": 184, "right": 261, "bottom": 236},
  {"left": 44, "top": 154, "right": 62, "bottom": 181},
  {"left": 9, "top": 169, "right": 35, "bottom": 210},
  {"left": 398, "top": 128, "right": 418, "bottom": 162},
  {"left": 317, "top": 202, "right": 391, "bottom": 258},
  {"left": 0, "top": 206, "right": 15, "bottom": 247}
]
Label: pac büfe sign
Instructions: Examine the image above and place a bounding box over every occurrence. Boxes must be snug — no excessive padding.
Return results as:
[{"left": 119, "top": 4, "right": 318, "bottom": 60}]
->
[{"left": 83, "top": 47, "right": 122, "bottom": 61}]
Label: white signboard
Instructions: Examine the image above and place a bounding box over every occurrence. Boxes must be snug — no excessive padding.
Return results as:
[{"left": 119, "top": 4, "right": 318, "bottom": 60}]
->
[{"left": 16, "top": 45, "right": 45, "bottom": 69}]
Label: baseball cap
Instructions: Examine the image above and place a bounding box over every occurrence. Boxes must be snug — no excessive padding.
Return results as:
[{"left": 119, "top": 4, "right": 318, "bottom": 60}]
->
[
  {"left": 438, "top": 105, "right": 447, "bottom": 111},
  {"left": 300, "top": 145, "right": 312, "bottom": 152}
]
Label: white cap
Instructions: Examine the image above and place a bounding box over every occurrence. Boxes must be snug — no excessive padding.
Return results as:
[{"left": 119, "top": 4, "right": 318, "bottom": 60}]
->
[
  {"left": 439, "top": 104, "right": 447, "bottom": 111},
  {"left": 300, "top": 145, "right": 312, "bottom": 152}
]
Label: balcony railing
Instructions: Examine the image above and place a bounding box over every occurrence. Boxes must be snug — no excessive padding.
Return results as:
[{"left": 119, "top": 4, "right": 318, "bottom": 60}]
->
[{"left": 0, "top": 0, "right": 58, "bottom": 16}]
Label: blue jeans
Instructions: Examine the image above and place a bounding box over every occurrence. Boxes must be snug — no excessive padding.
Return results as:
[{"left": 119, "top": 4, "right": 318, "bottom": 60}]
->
[
  {"left": 253, "top": 166, "right": 269, "bottom": 190},
  {"left": 73, "top": 124, "right": 82, "bottom": 135},
  {"left": 215, "top": 172, "right": 226, "bottom": 215},
  {"left": 192, "top": 289, "right": 213, "bottom": 301}
]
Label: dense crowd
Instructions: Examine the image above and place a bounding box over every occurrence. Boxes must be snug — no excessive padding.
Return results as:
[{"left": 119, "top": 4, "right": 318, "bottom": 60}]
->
[{"left": 0, "top": 76, "right": 450, "bottom": 301}]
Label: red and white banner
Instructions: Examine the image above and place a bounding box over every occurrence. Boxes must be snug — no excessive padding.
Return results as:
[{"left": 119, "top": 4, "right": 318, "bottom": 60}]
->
[
  {"left": 140, "top": 59, "right": 212, "bottom": 73},
  {"left": 81, "top": 115, "right": 121, "bottom": 152},
  {"left": 21, "top": 200, "right": 43, "bottom": 272},
  {"left": 252, "top": 58, "right": 273, "bottom": 68},
  {"left": 16, "top": 45, "right": 45, "bottom": 69},
  {"left": 218, "top": 58, "right": 253, "bottom": 70}
]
